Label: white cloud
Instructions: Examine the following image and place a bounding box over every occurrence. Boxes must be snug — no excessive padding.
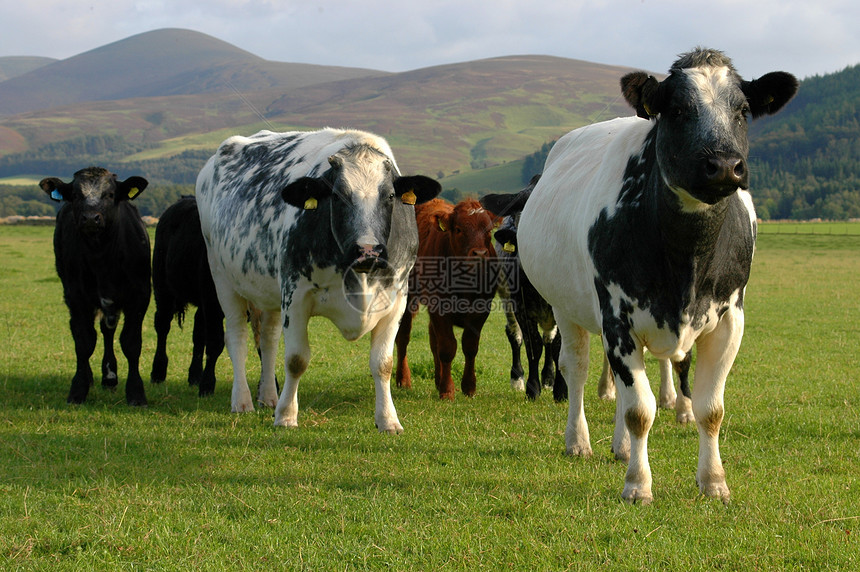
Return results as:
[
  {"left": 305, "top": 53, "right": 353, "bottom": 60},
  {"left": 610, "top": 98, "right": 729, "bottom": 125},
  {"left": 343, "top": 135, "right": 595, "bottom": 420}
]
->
[{"left": 1, "top": 0, "right": 858, "bottom": 78}]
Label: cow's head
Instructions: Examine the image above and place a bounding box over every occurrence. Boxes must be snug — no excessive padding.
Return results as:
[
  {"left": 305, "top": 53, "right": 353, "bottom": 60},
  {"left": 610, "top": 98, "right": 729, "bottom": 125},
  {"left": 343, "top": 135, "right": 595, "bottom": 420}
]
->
[
  {"left": 40, "top": 167, "right": 148, "bottom": 236},
  {"left": 621, "top": 48, "right": 798, "bottom": 206},
  {"left": 281, "top": 144, "right": 440, "bottom": 273},
  {"left": 432, "top": 198, "right": 500, "bottom": 260}
]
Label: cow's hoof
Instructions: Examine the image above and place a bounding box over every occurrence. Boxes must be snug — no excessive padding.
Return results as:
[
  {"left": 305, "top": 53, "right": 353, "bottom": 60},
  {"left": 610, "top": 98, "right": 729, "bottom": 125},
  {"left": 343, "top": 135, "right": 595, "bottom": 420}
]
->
[
  {"left": 676, "top": 410, "right": 695, "bottom": 424},
  {"left": 273, "top": 417, "right": 298, "bottom": 428},
  {"left": 622, "top": 486, "right": 653, "bottom": 505},
  {"left": 376, "top": 422, "right": 404, "bottom": 435},
  {"left": 510, "top": 377, "right": 525, "bottom": 392},
  {"left": 232, "top": 401, "right": 255, "bottom": 413},
  {"left": 659, "top": 396, "right": 676, "bottom": 409},
  {"left": 127, "top": 396, "right": 148, "bottom": 407},
  {"left": 565, "top": 444, "right": 593, "bottom": 457},
  {"left": 698, "top": 479, "right": 731, "bottom": 503},
  {"left": 439, "top": 392, "right": 455, "bottom": 401}
]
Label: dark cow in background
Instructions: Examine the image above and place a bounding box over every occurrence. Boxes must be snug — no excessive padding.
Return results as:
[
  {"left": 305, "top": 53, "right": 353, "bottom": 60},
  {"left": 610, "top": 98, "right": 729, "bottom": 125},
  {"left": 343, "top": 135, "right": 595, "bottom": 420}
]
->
[
  {"left": 196, "top": 128, "right": 440, "bottom": 432},
  {"left": 150, "top": 196, "right": 225, "bottom": 396},
  {"left": 513, "top": 48, "right": 797, "bottom": 503},
  {"left": 484, "top": 175, "right": 566, "bottom": 402},
  {"left": 40, "top": 167, "right": 151, "bottom": 406},
  {"left": 395, "top": 198, "right": 500, "bottom": 400}
]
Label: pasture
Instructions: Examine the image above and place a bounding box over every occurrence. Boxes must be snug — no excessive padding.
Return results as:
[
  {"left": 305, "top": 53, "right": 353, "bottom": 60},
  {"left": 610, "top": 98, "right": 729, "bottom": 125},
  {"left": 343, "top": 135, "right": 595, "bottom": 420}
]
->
[{"left": 1, "top": 224, "right": 858, "bottom": 570}]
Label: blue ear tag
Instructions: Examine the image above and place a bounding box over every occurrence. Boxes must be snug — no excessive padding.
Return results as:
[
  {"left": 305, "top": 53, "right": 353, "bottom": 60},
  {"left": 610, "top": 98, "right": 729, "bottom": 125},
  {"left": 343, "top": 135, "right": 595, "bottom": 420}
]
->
[{"left": 50, "top": 189, "right": 64, "bottom": 202}]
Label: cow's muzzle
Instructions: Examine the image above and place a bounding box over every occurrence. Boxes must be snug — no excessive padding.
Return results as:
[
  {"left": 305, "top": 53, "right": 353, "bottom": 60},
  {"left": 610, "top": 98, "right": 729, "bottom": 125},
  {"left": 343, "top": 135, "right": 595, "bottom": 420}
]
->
[{"left": 352, "top": 244, "right": 387, "bottom": 273}]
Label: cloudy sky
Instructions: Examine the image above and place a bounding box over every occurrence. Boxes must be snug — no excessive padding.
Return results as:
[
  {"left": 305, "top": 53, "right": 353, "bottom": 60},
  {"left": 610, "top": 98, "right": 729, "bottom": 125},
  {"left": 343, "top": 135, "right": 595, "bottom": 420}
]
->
[{"left": 2, "top": 0, "right": 858, "bottom": 80}]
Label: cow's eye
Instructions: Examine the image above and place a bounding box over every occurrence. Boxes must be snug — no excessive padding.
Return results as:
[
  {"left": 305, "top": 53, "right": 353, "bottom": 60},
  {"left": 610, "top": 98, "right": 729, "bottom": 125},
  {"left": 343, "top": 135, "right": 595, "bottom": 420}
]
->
[{"left": 388, "top": 192, "right": 395, "bottom": 202}]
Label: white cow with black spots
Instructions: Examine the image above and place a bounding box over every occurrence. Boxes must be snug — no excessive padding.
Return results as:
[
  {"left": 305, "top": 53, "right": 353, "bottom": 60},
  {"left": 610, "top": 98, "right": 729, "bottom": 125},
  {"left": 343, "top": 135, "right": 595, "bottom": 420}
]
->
[
  {"left": 196, "top": 128, "right": 440, "bottom": 432},
  {"left": 515, "top": 48, "right": 797, "bottom": 503}
]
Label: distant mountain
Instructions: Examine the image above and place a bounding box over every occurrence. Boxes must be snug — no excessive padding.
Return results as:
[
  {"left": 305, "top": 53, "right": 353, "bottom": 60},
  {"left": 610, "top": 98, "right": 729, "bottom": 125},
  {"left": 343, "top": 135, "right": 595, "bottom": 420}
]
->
[
  {"left": 0, "top": 56, "right": 56, "bottom": 82},
  {"left": 0, "top": 28, "right": 856, "bottom": 220},
  {"left": 0, "top": 28, "right": 387, "bottom": 116}
]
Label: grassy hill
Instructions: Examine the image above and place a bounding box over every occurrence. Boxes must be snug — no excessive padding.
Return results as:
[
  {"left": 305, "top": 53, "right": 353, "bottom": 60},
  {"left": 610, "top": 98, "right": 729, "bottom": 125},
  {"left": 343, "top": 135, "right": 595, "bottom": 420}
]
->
[
  {"left": 0, "top": 28, "right": 387, "bottom": 116},
  {"left": 1, "top": 28, "right": 857, "bottom": 220},
  {"left": 0, "top": 56, "right": 56, "bottom": 82}
]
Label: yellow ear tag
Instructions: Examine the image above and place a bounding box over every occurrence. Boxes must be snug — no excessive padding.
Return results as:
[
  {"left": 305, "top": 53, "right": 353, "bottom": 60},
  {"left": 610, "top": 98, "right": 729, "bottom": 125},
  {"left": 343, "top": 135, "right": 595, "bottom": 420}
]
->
[
  {"left": 304, "top": 197, "right": 318, "bottom": 210},
  {"left": 643, "top": 102, "right": 655, "bottom": 117},
  {"left": 401, "top": 190, "right": 417, "bottom": 205},
  {"left": 128, "top": 187, "right": 140, "bottom": 199},
  {"left": 503, "top": 241, "right": 516, "bottom": 253},
  {"left": 438, "top": 220, "right": 447, "bottom": 232}
]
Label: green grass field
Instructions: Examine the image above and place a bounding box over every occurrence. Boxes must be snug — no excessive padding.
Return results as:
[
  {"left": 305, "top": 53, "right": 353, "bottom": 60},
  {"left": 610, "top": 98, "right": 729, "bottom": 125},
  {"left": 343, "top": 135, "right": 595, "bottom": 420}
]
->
[{"left": 1, "top": 225, "right": 858, "bottom": 570}]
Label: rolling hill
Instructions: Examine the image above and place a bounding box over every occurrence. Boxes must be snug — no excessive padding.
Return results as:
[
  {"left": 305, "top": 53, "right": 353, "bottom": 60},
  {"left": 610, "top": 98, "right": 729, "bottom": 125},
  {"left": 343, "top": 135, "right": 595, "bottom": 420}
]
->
[
  {"left": 0, "top": 28, "right": 387, "bottom": 116},
  {"left": 1, "top": 28, "right": 857, "bottom": 220},
  {"left": 0, "top": 56, "right": 56, "bottom": 82}
]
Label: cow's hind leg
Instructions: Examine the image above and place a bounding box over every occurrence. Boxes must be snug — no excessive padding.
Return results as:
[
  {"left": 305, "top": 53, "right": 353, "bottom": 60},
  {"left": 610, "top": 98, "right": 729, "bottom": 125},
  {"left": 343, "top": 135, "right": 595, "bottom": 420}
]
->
[
  {"left": 674, "top": 351, "right": 694, "bottom": 424},
  {"left": 596, "top": 350, "right": 616, "bottom": 400},
  {"left": 460, "top": 315, "right": 488, "bottom": 398},
  {"left": 658, "top": 358, "right": 677, "bottom": 409},
  {"left": 198, "top": 303, "right": 224, "bottom": 397},
  {"left": 188, "top": 307, "right": 205, "bottom": 386},
  {"left": 216, "top": 285, "right": 252, "bottom": 412},
  {"left": 692, "top": 311, "right": 742, "bottom": 502},
  {"left": 256, "top": 309, "right": 281, "bottom": 407},
  {"left": 555, "top": 318, "right": 591, "bottom": 457},
  {"left": 522, "top": 317, "right": 544, "bottom": 400},
  {"left": 150, "top": 301, "right": 174, "bottom": 384},
  {"left": 394, "top": 298, "right": 416, "bottom": 389},
  {"left": 430, "top": 315, "right": 458, "bottom": 400}
]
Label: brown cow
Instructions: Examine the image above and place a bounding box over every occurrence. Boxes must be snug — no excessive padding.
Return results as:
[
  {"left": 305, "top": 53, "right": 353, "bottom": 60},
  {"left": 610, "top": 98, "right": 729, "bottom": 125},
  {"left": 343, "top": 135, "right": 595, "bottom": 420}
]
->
[{"left": 395, "top": 198, "right": 501, "bottom": 399}]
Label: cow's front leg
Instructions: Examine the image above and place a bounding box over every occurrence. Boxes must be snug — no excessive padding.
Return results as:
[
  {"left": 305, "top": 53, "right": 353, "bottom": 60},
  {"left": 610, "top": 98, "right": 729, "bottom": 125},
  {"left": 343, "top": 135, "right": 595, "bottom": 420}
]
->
[
  {"left": 99, "top": 314, "right": 118, "bottom": 390},
  {"left": 503, "top": 307, "right": 525, "bottom": 391},
  {"left": 274, "top": 305, "right": 310, "bottom": 428},
  {"left": 460, "top": 315, "right": 487, "bottom": 398},
  {"left": 256, "top": 309, "right": 281, "bottom": 408},
  {"left": 119, "top": 306, "right": 148, "bottom": 407},
  {"left": 692, "top": 309, "right": 743, "bottom": 502},
  {"left": 429, "top": 313, "right": 457, "bottom": 400},
  {"left": 67, "top": 306, "right": 97, "bottom": 404},
  {"left": 555, "top": 318, "right": 591, "bottom": 457},
  {"left": 370, "top": 301, "right": 406, "bottom": 434},
  {"left": 606, "top": 341, "right": 656, "bottom": 505}
]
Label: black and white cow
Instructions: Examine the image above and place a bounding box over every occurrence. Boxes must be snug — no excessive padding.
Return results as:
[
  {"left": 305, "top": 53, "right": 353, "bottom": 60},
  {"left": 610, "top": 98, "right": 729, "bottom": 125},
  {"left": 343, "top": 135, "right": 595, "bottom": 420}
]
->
[
  {"left": 196, "top": 128, "right": 441, "bottom": 432},
  {"left": 150, "top": 196, "right": 225, "bottom": 395},
  {"left": 40, "top": 167, "right": 151, "bottom": 406},
  {"left": 513, "top": 48, "right": 797, "bottom": 503}
]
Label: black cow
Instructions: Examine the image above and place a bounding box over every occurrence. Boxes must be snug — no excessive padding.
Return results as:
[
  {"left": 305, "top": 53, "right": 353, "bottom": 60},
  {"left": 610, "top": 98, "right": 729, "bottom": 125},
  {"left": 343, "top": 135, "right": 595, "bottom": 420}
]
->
[
  {"left": 41, "top": 167, "right": 151, "bottom": 406},
  {"left": 150, "top": 196, "right": 224, "bottom": 396}
]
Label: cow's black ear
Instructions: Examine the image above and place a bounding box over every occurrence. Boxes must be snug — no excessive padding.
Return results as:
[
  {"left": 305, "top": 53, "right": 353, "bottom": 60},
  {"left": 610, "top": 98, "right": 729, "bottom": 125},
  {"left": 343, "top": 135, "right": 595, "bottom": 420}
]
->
[
  {"left": 39, "top": 177, "right": 70, "bottom": 202},
  {"left": 394, "top": 175, "right": 441, "bottom": 205},
  {"left": 742, "top": 72, "right": 799, "bottom": 118},
  {"left": 621, "top": 72, "right": 661, "bottom": 119},
  {"left": 493, "top": 227, "right": 517, "bottom": 248},
  {"left": 282, "top": 177, "right": 333, "bottom": 210},
  {"left": 118, "top": 176, "right": 149, "bottom": 201}
]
